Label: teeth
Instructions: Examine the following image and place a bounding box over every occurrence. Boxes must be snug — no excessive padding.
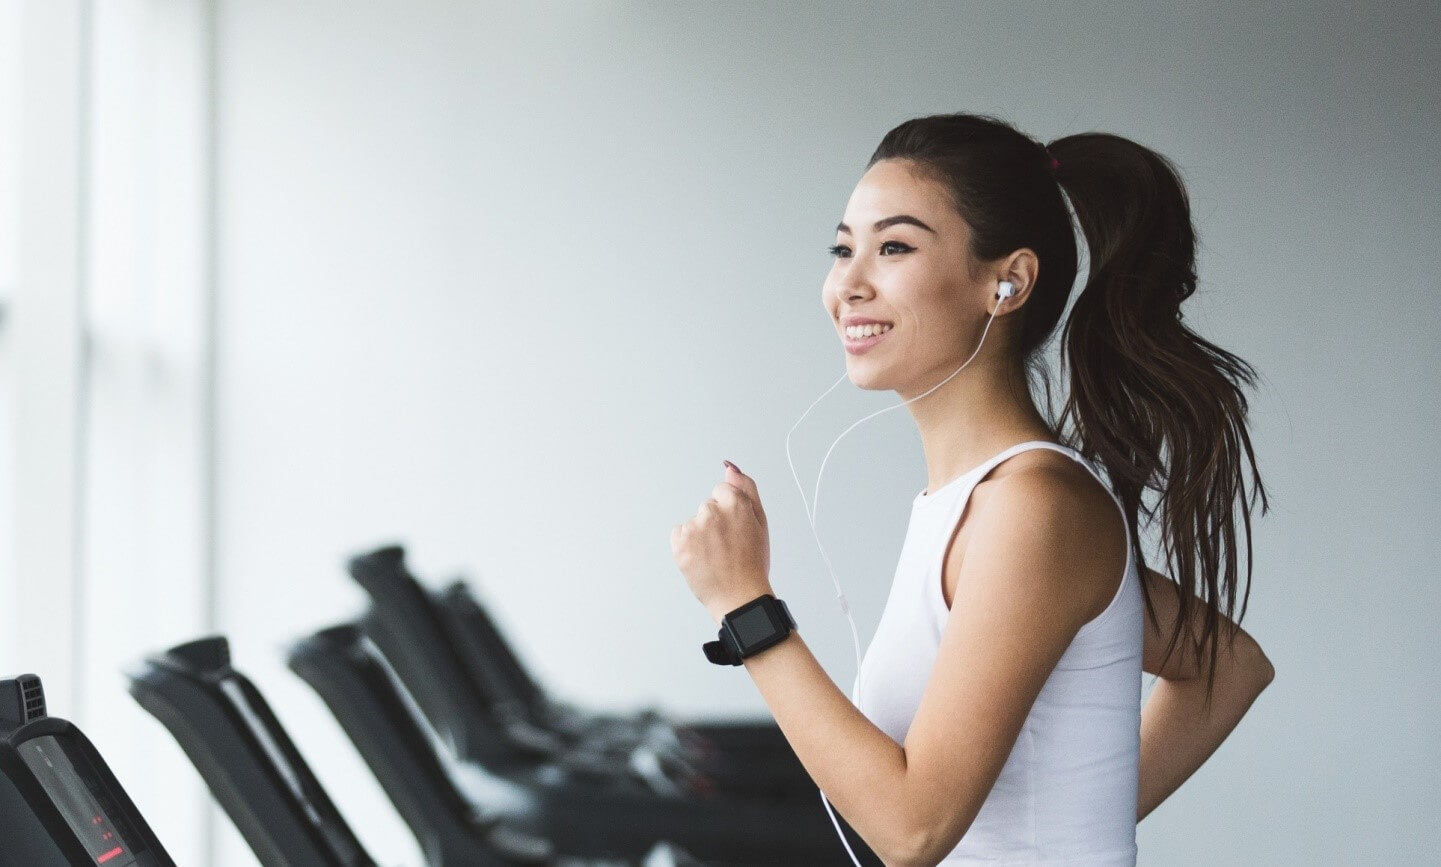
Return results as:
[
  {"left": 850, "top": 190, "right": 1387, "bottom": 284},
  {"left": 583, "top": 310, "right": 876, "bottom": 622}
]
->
[{"left": 844, "top": 323, "right": 893, "bottom": 339}]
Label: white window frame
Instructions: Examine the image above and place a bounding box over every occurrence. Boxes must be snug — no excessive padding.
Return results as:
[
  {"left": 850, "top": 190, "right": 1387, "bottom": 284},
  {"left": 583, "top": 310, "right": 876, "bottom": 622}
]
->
[{"left": 9, "top": 0, "right": 217, "bottom": 862}]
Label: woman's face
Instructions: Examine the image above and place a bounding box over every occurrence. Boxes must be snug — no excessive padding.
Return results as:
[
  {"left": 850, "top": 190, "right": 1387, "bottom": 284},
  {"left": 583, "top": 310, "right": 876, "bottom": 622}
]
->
[{"left": 823, "top": 159, "right": 990, "bottom": 397}]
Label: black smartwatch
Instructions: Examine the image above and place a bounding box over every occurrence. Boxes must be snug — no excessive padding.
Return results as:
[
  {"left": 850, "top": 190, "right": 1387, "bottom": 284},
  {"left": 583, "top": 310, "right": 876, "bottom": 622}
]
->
[{"left": 703, "top": 594, "right": 796, "bottom": 666}]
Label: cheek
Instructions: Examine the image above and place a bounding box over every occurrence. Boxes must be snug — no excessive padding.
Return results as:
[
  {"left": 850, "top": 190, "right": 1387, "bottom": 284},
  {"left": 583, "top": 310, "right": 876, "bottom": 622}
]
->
[{"left": 820, "top": 279, "right": 839, "bottom": 311}]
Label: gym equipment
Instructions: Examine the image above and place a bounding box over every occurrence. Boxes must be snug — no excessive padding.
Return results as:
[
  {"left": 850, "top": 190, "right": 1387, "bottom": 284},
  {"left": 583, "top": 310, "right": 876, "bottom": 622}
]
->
[
  {"left": 431, "top": 578, "right": 807, "bottom": 797},
  {"left": 127, "top": 636, "right": 388, "bottom": 867},
  {"left": 352, "top": 546, "right": 815, "bottom": 803},
  {"left": 289, "top": 622, "right": 863, "bottom": 865},
  {"left": 0, "top": 674, "right": 175, "bottom": 867},
  {"left": 128, "top": 635, "right": 700, "bottom": 867}
]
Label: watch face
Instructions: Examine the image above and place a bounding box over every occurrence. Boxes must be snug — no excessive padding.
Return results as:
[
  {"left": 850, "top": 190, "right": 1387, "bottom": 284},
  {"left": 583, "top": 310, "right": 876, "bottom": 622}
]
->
[
  {"left": 726, "top": 597, "right": 790, "bottom": 654},
  {"left": 730, "top": 605, "right": 779, "bottom": 650}
]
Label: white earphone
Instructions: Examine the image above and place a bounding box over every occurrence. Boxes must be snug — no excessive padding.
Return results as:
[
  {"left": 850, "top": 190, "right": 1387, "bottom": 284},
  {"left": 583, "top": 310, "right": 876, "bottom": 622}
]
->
[{"left": 997, "top": 279, "right": 1016, "bottom": 300}]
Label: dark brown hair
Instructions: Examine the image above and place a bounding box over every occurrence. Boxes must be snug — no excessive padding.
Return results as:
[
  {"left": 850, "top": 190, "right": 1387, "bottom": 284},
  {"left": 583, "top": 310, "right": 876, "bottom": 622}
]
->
[{"left": 868, "top": 112, "right": 1269, "bottom": 706}]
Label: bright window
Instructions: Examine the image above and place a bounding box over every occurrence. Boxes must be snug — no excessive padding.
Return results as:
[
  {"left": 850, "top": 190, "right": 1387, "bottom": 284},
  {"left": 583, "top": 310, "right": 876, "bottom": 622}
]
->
[{"left": 0, "top": 0, "right": 19, "bottom": 676}]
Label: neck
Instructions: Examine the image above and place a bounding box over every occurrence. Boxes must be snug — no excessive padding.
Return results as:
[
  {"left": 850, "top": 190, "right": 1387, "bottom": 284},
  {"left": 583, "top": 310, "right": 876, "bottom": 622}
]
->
[{"left": 901, "top": 356, "right": 1057, "bottom": 493}]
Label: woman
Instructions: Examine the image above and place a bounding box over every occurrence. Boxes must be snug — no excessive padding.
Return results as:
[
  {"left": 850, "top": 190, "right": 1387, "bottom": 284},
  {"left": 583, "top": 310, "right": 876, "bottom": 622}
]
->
[{"left": 670, "top": 112, "right": 1275, "bottom": 866}]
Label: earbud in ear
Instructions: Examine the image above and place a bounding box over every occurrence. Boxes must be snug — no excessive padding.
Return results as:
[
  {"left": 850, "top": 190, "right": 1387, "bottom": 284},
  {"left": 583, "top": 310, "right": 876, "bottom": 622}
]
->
[{"left": 996, "top": 280, "right": 1016, "bottom": 301}]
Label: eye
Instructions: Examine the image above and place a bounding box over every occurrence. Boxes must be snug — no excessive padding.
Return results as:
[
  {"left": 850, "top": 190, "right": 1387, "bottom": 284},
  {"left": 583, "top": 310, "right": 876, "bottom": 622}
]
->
[{"left": 825, "top": 240, "right": 913, "bottom": 258}]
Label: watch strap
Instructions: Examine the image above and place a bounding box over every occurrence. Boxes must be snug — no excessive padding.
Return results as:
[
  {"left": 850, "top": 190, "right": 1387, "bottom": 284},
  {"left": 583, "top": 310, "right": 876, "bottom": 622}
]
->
[{"left": 702, "top": 634, "right": 743, "bottom": 666}]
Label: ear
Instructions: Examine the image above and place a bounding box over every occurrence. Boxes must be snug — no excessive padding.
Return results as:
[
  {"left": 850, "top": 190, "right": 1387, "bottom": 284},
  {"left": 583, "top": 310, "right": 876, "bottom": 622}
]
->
[{"left": 994, "top": 249, "right": 1040, "bottom": 313}]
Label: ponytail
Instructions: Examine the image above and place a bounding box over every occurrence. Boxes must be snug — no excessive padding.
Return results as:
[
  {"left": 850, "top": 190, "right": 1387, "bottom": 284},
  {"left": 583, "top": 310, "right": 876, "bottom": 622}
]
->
[{"left": 1050, "top": 133, "right": 1270, "bottom": 707}]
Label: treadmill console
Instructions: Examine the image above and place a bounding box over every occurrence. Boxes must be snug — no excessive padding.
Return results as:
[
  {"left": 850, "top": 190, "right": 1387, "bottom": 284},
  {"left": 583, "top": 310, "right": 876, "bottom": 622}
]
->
[{"left": 0, "top": 675, "right": 174, "bottom": 866}]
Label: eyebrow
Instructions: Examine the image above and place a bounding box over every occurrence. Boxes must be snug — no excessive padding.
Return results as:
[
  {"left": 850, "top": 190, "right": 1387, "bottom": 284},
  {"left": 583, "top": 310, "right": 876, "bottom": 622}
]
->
[{"left": 835, "top": 215, "right": 937, "bottom": 235}]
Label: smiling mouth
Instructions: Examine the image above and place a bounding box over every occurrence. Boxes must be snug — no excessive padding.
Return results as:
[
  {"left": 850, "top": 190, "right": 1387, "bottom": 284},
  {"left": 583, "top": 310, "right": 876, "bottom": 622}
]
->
[
  {"left": 841, "top": 322, "right": 894, "bottom": 338},
  {"left": 842, "top": 325, "right": 893, "bottom": 354}
]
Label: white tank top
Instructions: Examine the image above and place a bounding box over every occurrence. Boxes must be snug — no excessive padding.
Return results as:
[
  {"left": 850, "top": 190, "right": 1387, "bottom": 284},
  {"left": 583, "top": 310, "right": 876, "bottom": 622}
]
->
[{"left": 852, "top": 440, "right": 1142, "bottom": 865}]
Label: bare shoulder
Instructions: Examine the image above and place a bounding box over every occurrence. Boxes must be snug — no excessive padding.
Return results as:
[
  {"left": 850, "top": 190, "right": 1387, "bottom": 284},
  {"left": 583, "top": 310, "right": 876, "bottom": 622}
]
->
[
  {"left": 946, "top": 448, "right": 1127, "bottom": 620},
  {"left": 910, "top": 456, "right": 1130, "bottom": 857}
]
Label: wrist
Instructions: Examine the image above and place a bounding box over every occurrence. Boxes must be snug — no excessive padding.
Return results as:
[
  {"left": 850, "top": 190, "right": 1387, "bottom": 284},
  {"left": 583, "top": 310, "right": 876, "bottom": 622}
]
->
[{"left": 708, "top": 589, "right": 773, "bottom": 625}]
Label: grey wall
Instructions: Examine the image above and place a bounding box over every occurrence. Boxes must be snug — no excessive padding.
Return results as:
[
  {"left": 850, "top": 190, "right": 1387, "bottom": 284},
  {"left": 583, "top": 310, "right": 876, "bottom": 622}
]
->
[{"left": 211, "top": 1, "right": 1440, "bottom": 864}]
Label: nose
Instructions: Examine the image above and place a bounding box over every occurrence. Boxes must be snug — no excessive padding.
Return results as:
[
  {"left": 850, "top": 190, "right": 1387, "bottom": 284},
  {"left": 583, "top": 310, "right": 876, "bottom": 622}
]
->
[
  {"left": 838, "top": 265, "right": 876, "bottom": 304},
  {"left": 824, "top": 256, "right": 876, "bottom": 314}
]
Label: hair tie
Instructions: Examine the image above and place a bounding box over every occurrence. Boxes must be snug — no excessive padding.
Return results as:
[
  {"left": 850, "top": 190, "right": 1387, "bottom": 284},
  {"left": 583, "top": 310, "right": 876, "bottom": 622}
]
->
[{"left": 1044, "top": 147, "right": 1060, "bottom": 171}]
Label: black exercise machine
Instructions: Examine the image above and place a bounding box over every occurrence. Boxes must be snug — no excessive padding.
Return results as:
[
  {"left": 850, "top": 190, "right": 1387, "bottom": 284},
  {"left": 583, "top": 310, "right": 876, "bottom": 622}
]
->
[
  {"left": 1, "top": 674, "right": 175, "bottom": 867},
  {"left": 127, "top": 634, "right": 701, "bottom": 867},
  {"left": 429, "top": 577, "right": 809, "bottom": 799},
  {"left": 350, "top": 546, "right": 816, "bottom": 802},
  {"left": 434, "top": 577, "right": 792, "bottom": 757},
  {"left": 288, "top": 621, "right": 865, "bottom": 865}
]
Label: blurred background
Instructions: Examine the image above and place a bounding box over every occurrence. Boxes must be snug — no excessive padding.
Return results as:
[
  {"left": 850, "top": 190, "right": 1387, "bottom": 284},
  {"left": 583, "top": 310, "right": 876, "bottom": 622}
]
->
[{"left": 1, "top": 0, "right": 1437, "bottom": 864}]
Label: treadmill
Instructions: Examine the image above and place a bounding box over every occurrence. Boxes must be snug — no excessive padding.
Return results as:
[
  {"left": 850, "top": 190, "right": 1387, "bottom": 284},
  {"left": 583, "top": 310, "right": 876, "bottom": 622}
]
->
[
  {"left": 350, "top": 546, "right": 815, "bottom": 802},
  {"left": 429, "top": 577, "right": 810, "bottom": 799},
  {"left": 127, "top": 635, "right": 698, "bottom": 867},
  {"left": 433, "top": 574, "right": 791, "bottom": 755},
  {"left": 289, "top": 622, "right": 867, "bottom": 865},
  {"left": 0, "top": 674, "right": 175, "bottom": 867}
]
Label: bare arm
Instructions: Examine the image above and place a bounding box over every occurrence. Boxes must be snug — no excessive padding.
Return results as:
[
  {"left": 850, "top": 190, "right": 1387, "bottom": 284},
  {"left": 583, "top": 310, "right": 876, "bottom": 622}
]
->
[{"left": 1137, "top": 566, "right": 1275, "bottom": 821}]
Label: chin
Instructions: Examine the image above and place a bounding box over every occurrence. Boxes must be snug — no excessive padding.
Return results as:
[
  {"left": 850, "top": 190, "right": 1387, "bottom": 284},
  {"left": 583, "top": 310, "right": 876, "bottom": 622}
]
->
[{"left": 845, "top": 361, "right": 890, "bottom": 391}]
